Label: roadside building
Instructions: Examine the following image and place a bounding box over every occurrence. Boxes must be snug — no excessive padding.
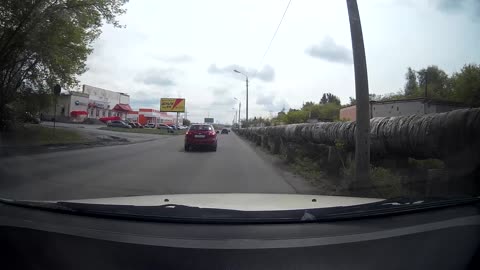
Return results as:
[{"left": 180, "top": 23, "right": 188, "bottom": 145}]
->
[
  {"left": 339, "top": 104, "right": 361, "bottom": 121},
  {"left": 82, "top": 84, "right": 131, "bottom": 120},
  {"left": 127, "top": 109, "right": 176, "bottom": 125},
  {"left": 42, "top": 84, "right": 133, "bottom": 122},
  {"left": 339, "top": 98, "right": 469, "bottom": 121},
  {"left": 42, "top": 91, "right": 89, "bottom": 122},
  {"left": 126, "top": 111, "right": 139, "bottom": 123}
]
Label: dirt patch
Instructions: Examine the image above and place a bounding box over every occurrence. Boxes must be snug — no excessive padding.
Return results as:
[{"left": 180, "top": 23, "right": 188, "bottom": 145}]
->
[{"left": 0, "top": 125, "right": 133, "bottom": 157}]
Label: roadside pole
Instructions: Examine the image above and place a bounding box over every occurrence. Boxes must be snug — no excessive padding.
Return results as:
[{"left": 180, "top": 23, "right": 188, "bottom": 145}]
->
[
  {"left": 238, "top": 102, "right": 241, "bottom": 127},
  {"left": 246, "top": 77, "right": 249, "bottom": 123},
  {"left": 53, "top": 84, "right": 61, "bottom": 136},
  {"left": 346, "top": 0, "right": 370, "bottom": 187},
  {"left": 176, "top": 112, "right": 179, "bottom": 127},
  {"left": 53, "top": 97, "right": 57, "bottom": 131}
]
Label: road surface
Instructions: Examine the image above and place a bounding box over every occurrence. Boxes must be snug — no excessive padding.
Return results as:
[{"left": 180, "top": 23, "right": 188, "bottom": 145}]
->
[{"left": 0, "top": 132, "right": 318, "bottom": 201}]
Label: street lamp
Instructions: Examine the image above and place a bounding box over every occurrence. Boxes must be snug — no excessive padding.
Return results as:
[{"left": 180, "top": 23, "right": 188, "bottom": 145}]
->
[{"left": 233, "top": 70, "right": 249, "bottom": 122}]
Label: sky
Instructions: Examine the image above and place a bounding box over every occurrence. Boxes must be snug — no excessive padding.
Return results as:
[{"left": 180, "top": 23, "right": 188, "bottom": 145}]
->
[{"left": 78, "top": 0, "right": 480, "bottom": 123}]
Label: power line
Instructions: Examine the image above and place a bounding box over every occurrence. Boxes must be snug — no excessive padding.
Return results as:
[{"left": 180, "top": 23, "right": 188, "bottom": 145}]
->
[{"left": 253, "top": 0, "right": 293, "bottom": 76}]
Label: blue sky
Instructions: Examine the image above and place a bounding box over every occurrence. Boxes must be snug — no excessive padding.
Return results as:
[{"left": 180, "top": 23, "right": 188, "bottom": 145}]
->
[{"left": 78, "top": 0, "right": 480, "bottom": 123}]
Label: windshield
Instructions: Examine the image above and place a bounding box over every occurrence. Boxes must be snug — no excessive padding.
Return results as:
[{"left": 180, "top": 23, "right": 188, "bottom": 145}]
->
[
  {"left": 0, "top": 0, "right": 479, "bottom": 218},
  {"left": 190, "top": 125, "right": 213, "bottom": 131}
]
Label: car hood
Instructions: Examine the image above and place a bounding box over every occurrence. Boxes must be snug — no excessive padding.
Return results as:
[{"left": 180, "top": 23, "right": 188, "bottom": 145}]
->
[{"left": 59, "top": 194, "right": 383, "bottom": 211}]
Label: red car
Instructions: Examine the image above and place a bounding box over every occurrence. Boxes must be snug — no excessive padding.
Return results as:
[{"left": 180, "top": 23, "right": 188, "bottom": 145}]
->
[{"left": 184, "top": 124, "right": 217, "bottom": 151}]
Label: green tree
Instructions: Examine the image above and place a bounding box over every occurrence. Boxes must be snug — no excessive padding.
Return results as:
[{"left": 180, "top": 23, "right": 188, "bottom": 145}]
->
[
  {"left": 285, "top": 109, "right": 309, "bottom": 124},
  {"left": 404, "top": 67, "right": 418, "bottom": 96},
  {"left": 348, "top": 97, "right": 356, "bottom": 106},
  {"left": 417, "top": 65, "right": 451, "bottom": 99},
  {"left": 301, "top": 101, "right": 315, "bottom": 110},
  {"left": 318, "top": 103, "right": 341, "bottom": 120},
  {"left": 320, "top": 93, "right": 341, "bottom": 105},
  {"left": 326, "top": 93, "right": 341, "bottom": 105},
  {"left": 451, "top": 64, "right": 480, "bottom": 107},
  {"left": 320, "top": 94, "right": 328, "bottom": 104},
  {"left": 369, "top": 93, "right": 383, "bottom": 101},
  {"left": 0, "top": 0, "right": 128, "bottom": 130}
]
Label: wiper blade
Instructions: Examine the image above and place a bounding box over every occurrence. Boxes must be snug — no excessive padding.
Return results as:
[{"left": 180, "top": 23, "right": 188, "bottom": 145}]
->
[
  {"left": 0, "top": 198, "right": 75, "bottom": 212},
  {"left": 1, "top": 196, "right": 479, "bottom": 224}
]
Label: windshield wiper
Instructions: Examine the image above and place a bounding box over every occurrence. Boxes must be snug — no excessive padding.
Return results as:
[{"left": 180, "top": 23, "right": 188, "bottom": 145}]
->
[{"left": 1, "top": 196, "right": 479, "bottom": 224}]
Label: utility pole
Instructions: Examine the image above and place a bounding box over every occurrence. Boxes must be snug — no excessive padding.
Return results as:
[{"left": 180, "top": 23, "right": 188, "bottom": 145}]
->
[
  {"left": 233, "top": 70, "right": 249, "bottom": 123},
  {"left": 246, "top": 77, "right": 249, "bottom": 122},
  {"left": 239, "top": 102, "right": 241, "bottom": 126},
  {"left": 424, "top": 72, "right": 428, "bottom": 98},
  {"left": 232, "top": 109, "right": 237, "bottom": 125},
  {"left": 53, "top": 84, "right": 61, "bottom": 135},
  {"left": 346, "top": 0, "right": 370, "bottom": 187}
]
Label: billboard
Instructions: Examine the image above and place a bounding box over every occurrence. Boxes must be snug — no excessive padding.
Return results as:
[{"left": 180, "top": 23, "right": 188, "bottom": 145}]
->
[
  {"left": 160, "top": 98, "right": 185, "bottom": 112},
  {"left": 204, "top": 118, "right": 214, "bottom": 123}
]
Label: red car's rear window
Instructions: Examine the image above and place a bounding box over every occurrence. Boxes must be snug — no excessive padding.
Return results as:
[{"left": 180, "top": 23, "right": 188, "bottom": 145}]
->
[{"left": 189, "top": 125, "right": 213, "bottom": 131}]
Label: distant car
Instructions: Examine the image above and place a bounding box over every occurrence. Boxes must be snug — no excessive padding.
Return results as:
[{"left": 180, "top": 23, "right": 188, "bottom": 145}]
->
[
  {"left": 221, "top": 128, "right": 229, "bottom": 134},
  {"left": 134, "top": 123, "right": 143, "bottom": 128},
  {"left": 157, "top": 124, "right": 174, "bottom": 133},
  {"left": 184, "top": 124, "right": 217, "bottom": 151},
  {"left": 167, "top": 124, "right": 178, "bottom": 130},
  {"left": 107, "top": 120, "right": 131, "bottom": 128},
  {"left": 178, "top": 126, "right": 189, "bottom": 130},
  {"left": 144, "top": 123, "right": 156, "bottom": 128},
  {"left": 127, "top": 122, "right": 136, "bottom": 128}
]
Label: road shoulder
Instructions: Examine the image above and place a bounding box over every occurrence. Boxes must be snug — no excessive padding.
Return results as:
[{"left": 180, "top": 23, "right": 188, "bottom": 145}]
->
[{"left": 232, "top": 133, "right": 323, "bottom": 195}]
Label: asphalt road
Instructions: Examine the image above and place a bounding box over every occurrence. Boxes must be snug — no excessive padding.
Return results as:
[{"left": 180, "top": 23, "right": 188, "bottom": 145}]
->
[{"left": 0, "top": 132, "right": 318, "bottom": 201}]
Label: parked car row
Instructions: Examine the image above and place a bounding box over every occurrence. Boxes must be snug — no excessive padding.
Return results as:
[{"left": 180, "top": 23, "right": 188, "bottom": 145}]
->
[
  {"left": 143, "top": 123, "right": 189, "bottom": 130},
  {"left": 106, "top": 121, "right": 189, "bottom": 132}
]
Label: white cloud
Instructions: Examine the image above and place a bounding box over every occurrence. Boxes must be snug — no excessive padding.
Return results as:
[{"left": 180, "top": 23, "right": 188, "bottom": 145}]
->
[
  {"left": 135, "top": 68, "right": 177, "bottom": 87},
  {"left": 154, "top": 54, "right": 194, "bottom": 63},
  {"left": 208, "top": 64, "right": 275, "bottom": 82},
  {"left": 256, "top": 92, "right": 288, "bottom": 112},
  {"left": 306, "top": 36, "right": 352, "bottom": 64}
]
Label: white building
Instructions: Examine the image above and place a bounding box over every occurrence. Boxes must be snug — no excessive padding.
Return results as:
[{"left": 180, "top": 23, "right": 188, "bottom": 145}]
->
[
  {"left": 82, "top": 84, "right": 131, "bottom": 119},
  {"left": 44, "top": 91, "right": 90, "bottom": 122}
]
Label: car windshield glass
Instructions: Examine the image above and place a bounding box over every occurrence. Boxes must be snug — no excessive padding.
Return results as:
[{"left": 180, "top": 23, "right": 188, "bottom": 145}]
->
[
  {"left": 0, "top": 0, "right": 478, "bottom": 223},
  {"left": 190, "top": 125, "right": 212, "bottom": 131}
]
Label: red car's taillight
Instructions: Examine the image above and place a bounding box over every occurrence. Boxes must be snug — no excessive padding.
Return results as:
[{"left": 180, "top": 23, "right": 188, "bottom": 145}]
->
[{"left": 208, "top": 131, "right": 216, "bottom": 136}]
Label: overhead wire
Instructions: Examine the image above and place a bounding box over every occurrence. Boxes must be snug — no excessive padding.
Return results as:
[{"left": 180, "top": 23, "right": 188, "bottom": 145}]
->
[
  {"left": 237, "top": 0, "right": 293, "bottom": 121},
  {"left": 252, "top": 0, "right": 293, "bottom": 77}
]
